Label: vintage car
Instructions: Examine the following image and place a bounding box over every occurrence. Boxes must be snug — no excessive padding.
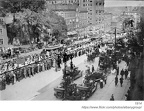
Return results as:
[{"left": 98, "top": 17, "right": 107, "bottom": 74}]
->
[
  {"left": 54, "top": 80, "right": 98, "bottom": 100},
  {"left": 54, "top": 69, "right": 103, "bottom": 100},
  {"left": 99, "top": 54, "right": 110, "bottom": 70},
  {"left": 77, "top": 80, "right": 98, "bottom": 100},
  {"left": 54, "top": 76, "right": 81, "bottom": 100}
]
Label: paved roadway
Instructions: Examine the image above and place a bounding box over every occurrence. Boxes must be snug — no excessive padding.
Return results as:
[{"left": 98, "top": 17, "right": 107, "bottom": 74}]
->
[
  {"left": 32, "top": 57, "right": 99, "bottom": 100},
  {"left": 0, "top": 54, "right": 88, "bottom": 100},
  {"left": 0, "top": 53, "right": 130, "bottom": 101},
  {"left": 32, "top": 58, "right": 130, "bottom": 101}
]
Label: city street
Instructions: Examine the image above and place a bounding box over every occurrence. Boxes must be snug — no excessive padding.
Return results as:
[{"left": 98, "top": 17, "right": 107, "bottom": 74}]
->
[
  {"left": 0, "top": 53, "right": 130, "bottom": 101},
  {"left": 32, "top": 59, "right": 130, "bottom": 101},
  {"left": 0, "top": 55, "right": 88, "bottom": 100}
]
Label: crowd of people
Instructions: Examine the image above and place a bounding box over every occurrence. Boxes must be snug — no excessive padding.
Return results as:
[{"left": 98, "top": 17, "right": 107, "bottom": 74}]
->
[
  {"left": 0, "top": 40, "right": 97, "bottom": 90},
  {"left": 108, "top": 34, "right": 141, "bottom": 101}
]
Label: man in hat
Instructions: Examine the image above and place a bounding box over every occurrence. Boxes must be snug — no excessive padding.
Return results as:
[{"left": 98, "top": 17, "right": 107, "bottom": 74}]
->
[
  {"left": 110, "top": 94, "right": 114, "bottom": 101},
  {"left": 91, "top": 65, "right": 94, "bottom": 72},
  {"left": 120, "top": 76, "right": 124, "bottom": 87}
]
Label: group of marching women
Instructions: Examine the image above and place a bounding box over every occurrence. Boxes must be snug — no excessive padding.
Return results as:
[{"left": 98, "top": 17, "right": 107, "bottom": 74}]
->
[{"left": 0, "top": 41, "right": 96, "bottom": 90}]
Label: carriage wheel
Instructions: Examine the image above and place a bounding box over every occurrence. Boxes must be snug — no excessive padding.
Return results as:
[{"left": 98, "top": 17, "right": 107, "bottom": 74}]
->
[
  {"left": 80, "top": 91, "right": 87, "bottom": 100},
  {"left": 67, "top": 87, "right": 72, "bottom": 93},
  {"left": 56, "top": 92, "right": 64, "bottom": 99}
]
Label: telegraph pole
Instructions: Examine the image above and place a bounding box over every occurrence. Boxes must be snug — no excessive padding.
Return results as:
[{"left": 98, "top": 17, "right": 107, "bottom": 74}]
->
[
  {"left": 114, "top": 27, "right": 117, "bottom": 67},
  {"left": 115, "top": 27, "right": 117, "bottom": 49}
]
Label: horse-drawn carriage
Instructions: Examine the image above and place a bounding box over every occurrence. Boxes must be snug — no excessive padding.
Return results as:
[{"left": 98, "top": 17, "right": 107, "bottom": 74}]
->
[{"left": 54, "top": 68, "right": 105, "bottom": 100}]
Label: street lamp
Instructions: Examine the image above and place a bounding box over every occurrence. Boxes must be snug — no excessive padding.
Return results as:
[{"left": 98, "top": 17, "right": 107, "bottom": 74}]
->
[{"left": 63, "top": 51, "right": 68, "bottom": 79}]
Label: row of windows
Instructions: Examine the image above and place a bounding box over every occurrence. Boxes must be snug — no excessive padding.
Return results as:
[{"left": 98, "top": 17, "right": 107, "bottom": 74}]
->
[
  {"left": 83, "top": 2, "right": 104, "bottom": 7},
  {"left": 83, "top": 0, "right": 89, "bottom": 2},
  {"left": 66, "top": 19, "right": 76, "bottom": 25},
  {"left": 47, "top": 0, "right": 78, "bottom": 4},
  {"left": 57, "top": 12, "right": 76, "bottom": 18},
  {"left": 0, "top": 29, "right": 3, "bottom": 35},
  {"left": 83, "top": 3, "right": 93, "bottom": 6},
  {"left": 96, "top": 2, "right": 104, "bottom": 6},
  {"left": 0, "top": 39, "right": 3, "bottom": 45},
  {"left": 96, "top": 18, "right": 104, "bottom": 22},
  {"left": 96, "top": 10, "right": 104, "bottom": 14}
]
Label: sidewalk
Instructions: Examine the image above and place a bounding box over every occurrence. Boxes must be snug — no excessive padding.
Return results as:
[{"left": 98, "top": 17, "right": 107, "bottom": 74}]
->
[
  {"left": 88, "top": 60, "right": 130, "bottom": 101},
  {"left": 0, "top": 55, "right": 87, "bottom": 100},
  {"left": 32, "top": 56, "right": 100, "bottom": 100},
  {"left": 88, "top": 74, "right": 130, "bottom": 100}
]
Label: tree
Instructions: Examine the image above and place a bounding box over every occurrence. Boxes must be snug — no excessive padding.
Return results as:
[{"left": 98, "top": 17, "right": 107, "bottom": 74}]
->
[
  {"left": 1, "top": 0, "right": 68, "bottom": 45},
  {"left": 1, "top": 0, "right": 46, "bottom": 13},
  {"left": 128, "top": 15, "right": 144, "bottom": 100}
]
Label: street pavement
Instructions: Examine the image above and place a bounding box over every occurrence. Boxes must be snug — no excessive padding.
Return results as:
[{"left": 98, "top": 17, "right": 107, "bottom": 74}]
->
[
  {"left": 32, "top": 57, "right": 100, "bottom": 100},
  {"left": 32, "top": 58, "right": 130, "bottom": 101},
  {"left": 88, "top": 74, "right": 130, "bottom": 101},
  {"left": 0, "top": 54, "right": 130, "bottom": 101},
  {"left": 0, "top": 55, "right": 87, "bottom": 100},
  {"left": 87, "top": 60, "right": 130, "bottom": 101}
]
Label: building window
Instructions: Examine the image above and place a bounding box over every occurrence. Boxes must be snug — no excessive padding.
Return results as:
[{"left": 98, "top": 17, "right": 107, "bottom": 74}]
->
[
  {"left": 96, "top": 2, "right": 98, "bottom": 5},
  {"left": 83, "top": 0, "right": 85, "bottom": 2},
  {"left": 83, "top": 4, "right": 85, "bottom": 6},
  {"left": 0, "top": 29, "right": 3, "bottom": 35},
  {"left": 0, "top": 39, "right": 3, "bottom": 45},
  {"left": 99, "top": 3, "right": 101, "bottom": 5}
]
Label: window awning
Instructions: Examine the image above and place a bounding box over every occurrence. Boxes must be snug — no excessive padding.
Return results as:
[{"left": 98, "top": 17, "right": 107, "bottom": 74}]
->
[{"left": 67, "top": 31, "right": 77, "bottom": 35}]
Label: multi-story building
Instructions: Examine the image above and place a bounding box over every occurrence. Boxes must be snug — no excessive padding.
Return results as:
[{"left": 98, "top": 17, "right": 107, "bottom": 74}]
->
[
  {"left": 104, "top": 13, "right": 112, "bottom": 33},
  {"left": 46, "top": 0, "right": 79, "bottom": 4},
  {"left": 46, "top": 0, "right": 79, "bottom": 37},
  {"left": 79, "top": 0, "right": 105, "bottom": 36},
  {"left": 124, "top": 7, "right": 141, "bottom": 28},
  {"left": 0, "top": 17, "right": 8, "bottom": 48},
  {"left": 76, "top": 7, "right": 88, "bottom": 38}
]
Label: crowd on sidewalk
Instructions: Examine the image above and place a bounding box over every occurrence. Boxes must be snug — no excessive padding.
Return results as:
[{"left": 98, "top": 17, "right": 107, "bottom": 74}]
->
[{"left": 0, "top": 40, "right": 98, "bottom": 91}]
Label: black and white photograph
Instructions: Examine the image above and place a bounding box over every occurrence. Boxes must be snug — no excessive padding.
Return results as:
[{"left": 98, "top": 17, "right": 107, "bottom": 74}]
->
[{"left": 0, "top": 0, "right": 143, "bottom": 110}]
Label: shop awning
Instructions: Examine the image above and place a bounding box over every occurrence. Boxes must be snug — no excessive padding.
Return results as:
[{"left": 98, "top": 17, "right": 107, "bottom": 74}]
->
[{"left": 67, "top": 31, "right": 77, "bottom": 35}]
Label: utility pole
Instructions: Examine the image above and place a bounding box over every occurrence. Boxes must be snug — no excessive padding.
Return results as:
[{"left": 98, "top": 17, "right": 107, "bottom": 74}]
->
[
  {"left": 115, "top": 27, "right": 117, "bottom": 49},
  {"left": 114, "top": 27, "right": 117, "bottom": 67}
]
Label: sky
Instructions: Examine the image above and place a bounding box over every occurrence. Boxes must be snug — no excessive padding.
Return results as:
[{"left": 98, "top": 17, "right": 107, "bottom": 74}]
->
[{"left": 105, "top": 0, "right": 144, "bottom": 7}]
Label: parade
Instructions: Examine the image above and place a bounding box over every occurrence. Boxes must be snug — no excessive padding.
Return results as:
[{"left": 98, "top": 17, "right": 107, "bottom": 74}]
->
[
  {"left": 0, "top": 0, "right": 143, "bottom": 103},
  {"left": 0, "top": 39, "right": 96, "bottom": 90}
]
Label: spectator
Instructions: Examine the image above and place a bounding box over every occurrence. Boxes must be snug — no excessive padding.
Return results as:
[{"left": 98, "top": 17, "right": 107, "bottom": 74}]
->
[
  {"left": 115, "top": 75, "right": 118, "bottom": 86},
  {"left": 120, "top": 77, "right": 123, "bottom": 87},
  {"left": 124, "top": 69, "right": 128, "bottom": 80},
  {"left": 110, "top": 94, "right": 114, "bottom": 101},
  {"left": 120, "top": 69, "right": 125, "bottom": 78},
  {"left": 92, "top": 65, "right": 95, "bottom": 72}
]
